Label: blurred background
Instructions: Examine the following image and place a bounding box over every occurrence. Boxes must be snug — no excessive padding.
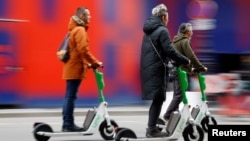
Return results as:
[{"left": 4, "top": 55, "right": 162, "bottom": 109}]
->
[{"left": 0, "top": 0, "right": 249, "bottom": 115}]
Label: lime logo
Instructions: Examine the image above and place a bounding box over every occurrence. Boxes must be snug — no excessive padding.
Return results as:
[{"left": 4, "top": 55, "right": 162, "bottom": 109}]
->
[
  {"left": 197, "top": 112, "right": 205, "bottom": 123},
  {"left": 177, "top": 118, "right": 186, "bottom": 133},
  {"left": 92, "top": 115, "right": 102, "bottom": 128}
]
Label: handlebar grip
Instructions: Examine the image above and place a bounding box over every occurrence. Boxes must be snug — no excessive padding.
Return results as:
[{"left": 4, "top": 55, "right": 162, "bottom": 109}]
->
[
  {"left": 88, "top": 64, "right": 104, "bottom": 69},
  {"left": 192, "top": 67, "right": 207, "bottom": 74}
]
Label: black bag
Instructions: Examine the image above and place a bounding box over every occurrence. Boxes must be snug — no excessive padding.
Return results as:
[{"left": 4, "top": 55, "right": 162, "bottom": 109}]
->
[{"left": 57, "top": 33, "right": 70, "bottom": 63}]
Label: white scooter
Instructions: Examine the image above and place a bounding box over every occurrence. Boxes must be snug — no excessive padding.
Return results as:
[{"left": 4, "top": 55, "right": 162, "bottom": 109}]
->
[
  {"left": 32, "top": 68, "right": 119, "bottom": 141},
  {"left": 190, "top": 69, "right": 217, "bottom": 132},
  {"left": 115, "top": 67, "right": 204, "bottom": 141}
]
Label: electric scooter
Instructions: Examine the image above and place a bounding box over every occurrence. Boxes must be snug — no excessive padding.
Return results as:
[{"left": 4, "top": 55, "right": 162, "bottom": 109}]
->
[
  {"left": 32, "top": 68, "right": 119, "bottom": 141},
  {"left": 115, "top": 67, "right": 204, "bottom": 141},
  {"left": 190, "top": 69, "right": 217, "bottom": 132}
]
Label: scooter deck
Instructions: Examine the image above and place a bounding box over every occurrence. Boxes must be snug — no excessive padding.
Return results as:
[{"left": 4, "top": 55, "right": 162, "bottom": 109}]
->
[
  {"left": 120, "top": 137, "right": 178, "bottom": 141},
  {"left": 36, "top": 131, "right": 93, "bottom": 137}
]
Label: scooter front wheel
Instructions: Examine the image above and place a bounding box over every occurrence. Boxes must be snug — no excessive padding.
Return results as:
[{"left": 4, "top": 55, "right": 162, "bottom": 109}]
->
[
  {"left": 33, "top": 123, "right": 53, "bottom": 141},
  {"left": 99, "top": 119, "right": 118, "bottom": 140},
  {"left": 201, "top": 116, "right": 217, "bottom": 132},
  {"left": 115, "top": 128, "right": 137, "bottom": 141},
  {"left": 33, "top": 122, "right": 45, "bottom": 128},
  {"left": 183, "top": 124, "right": 204, "bottom": 141}
]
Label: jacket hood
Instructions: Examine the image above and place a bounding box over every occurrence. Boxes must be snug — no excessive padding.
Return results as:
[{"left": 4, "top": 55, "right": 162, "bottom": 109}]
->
[
  {"left": 68, "top": 16, "right": 88, "bottom": 31},
  {"left": 173, "top": 33, "right": 188, "bottom": 43},
  {"left": 68, "top": 18, "right": 78, "bottom": 31},
  {"left": 143, "top": 16, "right": 165, "bottom": 35}
]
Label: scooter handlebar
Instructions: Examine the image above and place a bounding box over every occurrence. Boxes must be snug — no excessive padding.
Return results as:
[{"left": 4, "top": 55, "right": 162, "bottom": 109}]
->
[
  {"left": 88, "top": 63, "right": 104, "bottom": 70},
  {"left": 192, "top": 67, "right": 208, "bottom": 74}
]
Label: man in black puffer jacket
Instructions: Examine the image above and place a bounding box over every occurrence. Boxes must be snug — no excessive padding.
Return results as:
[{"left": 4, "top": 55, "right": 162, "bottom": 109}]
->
[{"left": 140, "top": 3, "right": 190, "bottom": 138}]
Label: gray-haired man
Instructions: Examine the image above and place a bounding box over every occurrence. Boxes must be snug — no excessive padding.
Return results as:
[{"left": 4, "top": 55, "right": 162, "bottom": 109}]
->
[{"left": 163, "top": 23, "right": 207, "bottom": 122}]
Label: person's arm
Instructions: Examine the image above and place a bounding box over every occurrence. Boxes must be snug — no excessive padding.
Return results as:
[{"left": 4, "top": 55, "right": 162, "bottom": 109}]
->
[
  {"left": 182, "top": 40, "right": 206, "bottom": 70},
  {"left": 75, "top": 27, "right": 102, "bottom": 67}
]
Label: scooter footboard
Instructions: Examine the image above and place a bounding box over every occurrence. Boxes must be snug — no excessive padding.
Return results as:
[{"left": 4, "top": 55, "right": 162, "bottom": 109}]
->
[
  {"left": 191, "top": 106, "right": 200, "bottom": 119},
  {"left": 83, "top": 109, "right": 97, "bottom": 130},
  {"left": 166, "top": 111, "right": 181, "bottom": 135}
]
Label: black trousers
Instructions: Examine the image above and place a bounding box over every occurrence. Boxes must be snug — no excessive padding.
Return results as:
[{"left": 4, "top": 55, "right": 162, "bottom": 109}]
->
[{"left": 148, "top": 93, "right": 165, "bottom": 128}]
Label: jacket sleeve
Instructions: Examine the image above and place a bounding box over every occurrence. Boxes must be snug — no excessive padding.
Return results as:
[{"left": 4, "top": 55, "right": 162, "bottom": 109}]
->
[
  {"left": 181, "top": 40, "right": 205, "bottom": 68},
  {"left": 159, "top": 28, "right": 189, "bottom": 65},
  {"left": 75, "top": 27, "right": 101, "bottom": 67}
]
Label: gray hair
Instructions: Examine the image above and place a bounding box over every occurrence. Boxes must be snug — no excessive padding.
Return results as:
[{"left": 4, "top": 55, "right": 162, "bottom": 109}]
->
[
  {"left": 76, "top": 7, "right": 88, "bottom": 17},
  {"left": 178, "top": 23, "right": 192, "bottom": 33},
  {"left": 152, "top": 4, "right": 168, "bottom": 17}
]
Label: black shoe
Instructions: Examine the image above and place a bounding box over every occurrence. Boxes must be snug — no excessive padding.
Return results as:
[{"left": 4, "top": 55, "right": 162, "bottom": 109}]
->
[
  {"left": 62, "top": 124, "right": 84, "bottom": 132},
  {"left": 146, "top": 127, "right": 166, "bottom": 138},
  {"left": 163, "top": 115, "right": 169, "bottom": 121}
]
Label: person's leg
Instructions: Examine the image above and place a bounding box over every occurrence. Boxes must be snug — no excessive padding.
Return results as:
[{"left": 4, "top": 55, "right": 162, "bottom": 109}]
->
[
  {"left": 164, "top": 71, "right": 182, "bottom": 120},
  {"left": 146, "top": 94, "right": 166, "bottom": 137},
  {"left": 62, "top": 79, "right": 82, "bottom": 131},
  {"left": 148, "top": 98, "right": 164, "bottom": 128}
]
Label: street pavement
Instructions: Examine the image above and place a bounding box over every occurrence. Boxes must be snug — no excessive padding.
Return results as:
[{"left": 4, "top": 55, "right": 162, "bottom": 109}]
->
[
  {"left": 1, "top": 104, "right": 250, "bottom": 141},
  {"left": 0, "top": 91, "right": 224, "bottom": 118},
  {"left": 0, "top": 105, "right": 222, "bottom": 118}
]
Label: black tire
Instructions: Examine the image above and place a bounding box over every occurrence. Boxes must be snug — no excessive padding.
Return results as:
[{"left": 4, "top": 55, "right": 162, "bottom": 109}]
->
[
  {"left": 99, "top": 119, "right": 119, "bottom": 140},
  {"left": 201, "top": 116, "right": 217, "bottom": 132},
  {"left": 186, "top": 124, "right": 196, "bottom": 139},
  {"left": 33, "top": 122, "right": 45, "bottom": 128},
  {"left": 116, "top": 127, "right": 125, "bottom": 133},
  {"left": 156, "top": 118, "right": 165, "bottom": 131},
  {"left": 33, "top": 123, "right": 53, "bottom": 141},
  {"left": 183, "top": 124, "right": 204, "bottom": 141},
  {"left": 115, "top": 128, "right": 137, "bottom": 141}
]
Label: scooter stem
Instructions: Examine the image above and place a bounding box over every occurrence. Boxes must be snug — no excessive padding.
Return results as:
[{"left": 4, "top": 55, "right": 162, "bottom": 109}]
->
[
  {"left": 93, "top": 69, "right": 105, "bottom": 102},
  {"left": 177, "top": 67, "right": 188, "bottom": 105},
  {"left": 197, "top": 73, "right": 207, "bottom": 102}
]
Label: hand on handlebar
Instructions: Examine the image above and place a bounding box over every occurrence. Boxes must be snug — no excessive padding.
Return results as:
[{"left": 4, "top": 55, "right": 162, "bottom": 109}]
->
[
  {"left": 88, "top": 62, "right": 104, "bottom": 69},
  {"left": 192, "top": 66, "right": 208, "bottom": 74}
]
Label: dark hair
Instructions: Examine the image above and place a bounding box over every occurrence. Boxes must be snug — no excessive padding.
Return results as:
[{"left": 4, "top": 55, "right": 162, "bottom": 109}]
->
[{"left": 76, "top": 7, "right": 88, "bottom": 17}]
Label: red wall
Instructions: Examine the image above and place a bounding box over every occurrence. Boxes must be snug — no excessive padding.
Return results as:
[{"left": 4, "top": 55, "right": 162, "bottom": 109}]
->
[{"left": 0, "top": 0, "right": 146, "bottom": 106}]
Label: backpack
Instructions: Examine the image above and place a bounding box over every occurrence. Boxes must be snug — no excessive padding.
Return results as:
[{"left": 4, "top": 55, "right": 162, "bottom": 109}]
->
[{"left": 57, "top": 33, "right": 70, "bottom": 63}]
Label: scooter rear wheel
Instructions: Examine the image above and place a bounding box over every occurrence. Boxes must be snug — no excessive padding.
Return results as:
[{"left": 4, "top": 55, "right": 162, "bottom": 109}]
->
[
  {"left": 33, "top": 123, "right": 53, "bottom": 141},
  {"left": 115, "top": 128, "right": 137, "bottom": 141},
  {"left": 183, "top": 124, "right": 204, "bottom": 141},
  {"left": 99, "top": 119, "right": 118, "bottom": 140},
  {"left": 201, "top": 116, "right": 217, "bottom": 132}
]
